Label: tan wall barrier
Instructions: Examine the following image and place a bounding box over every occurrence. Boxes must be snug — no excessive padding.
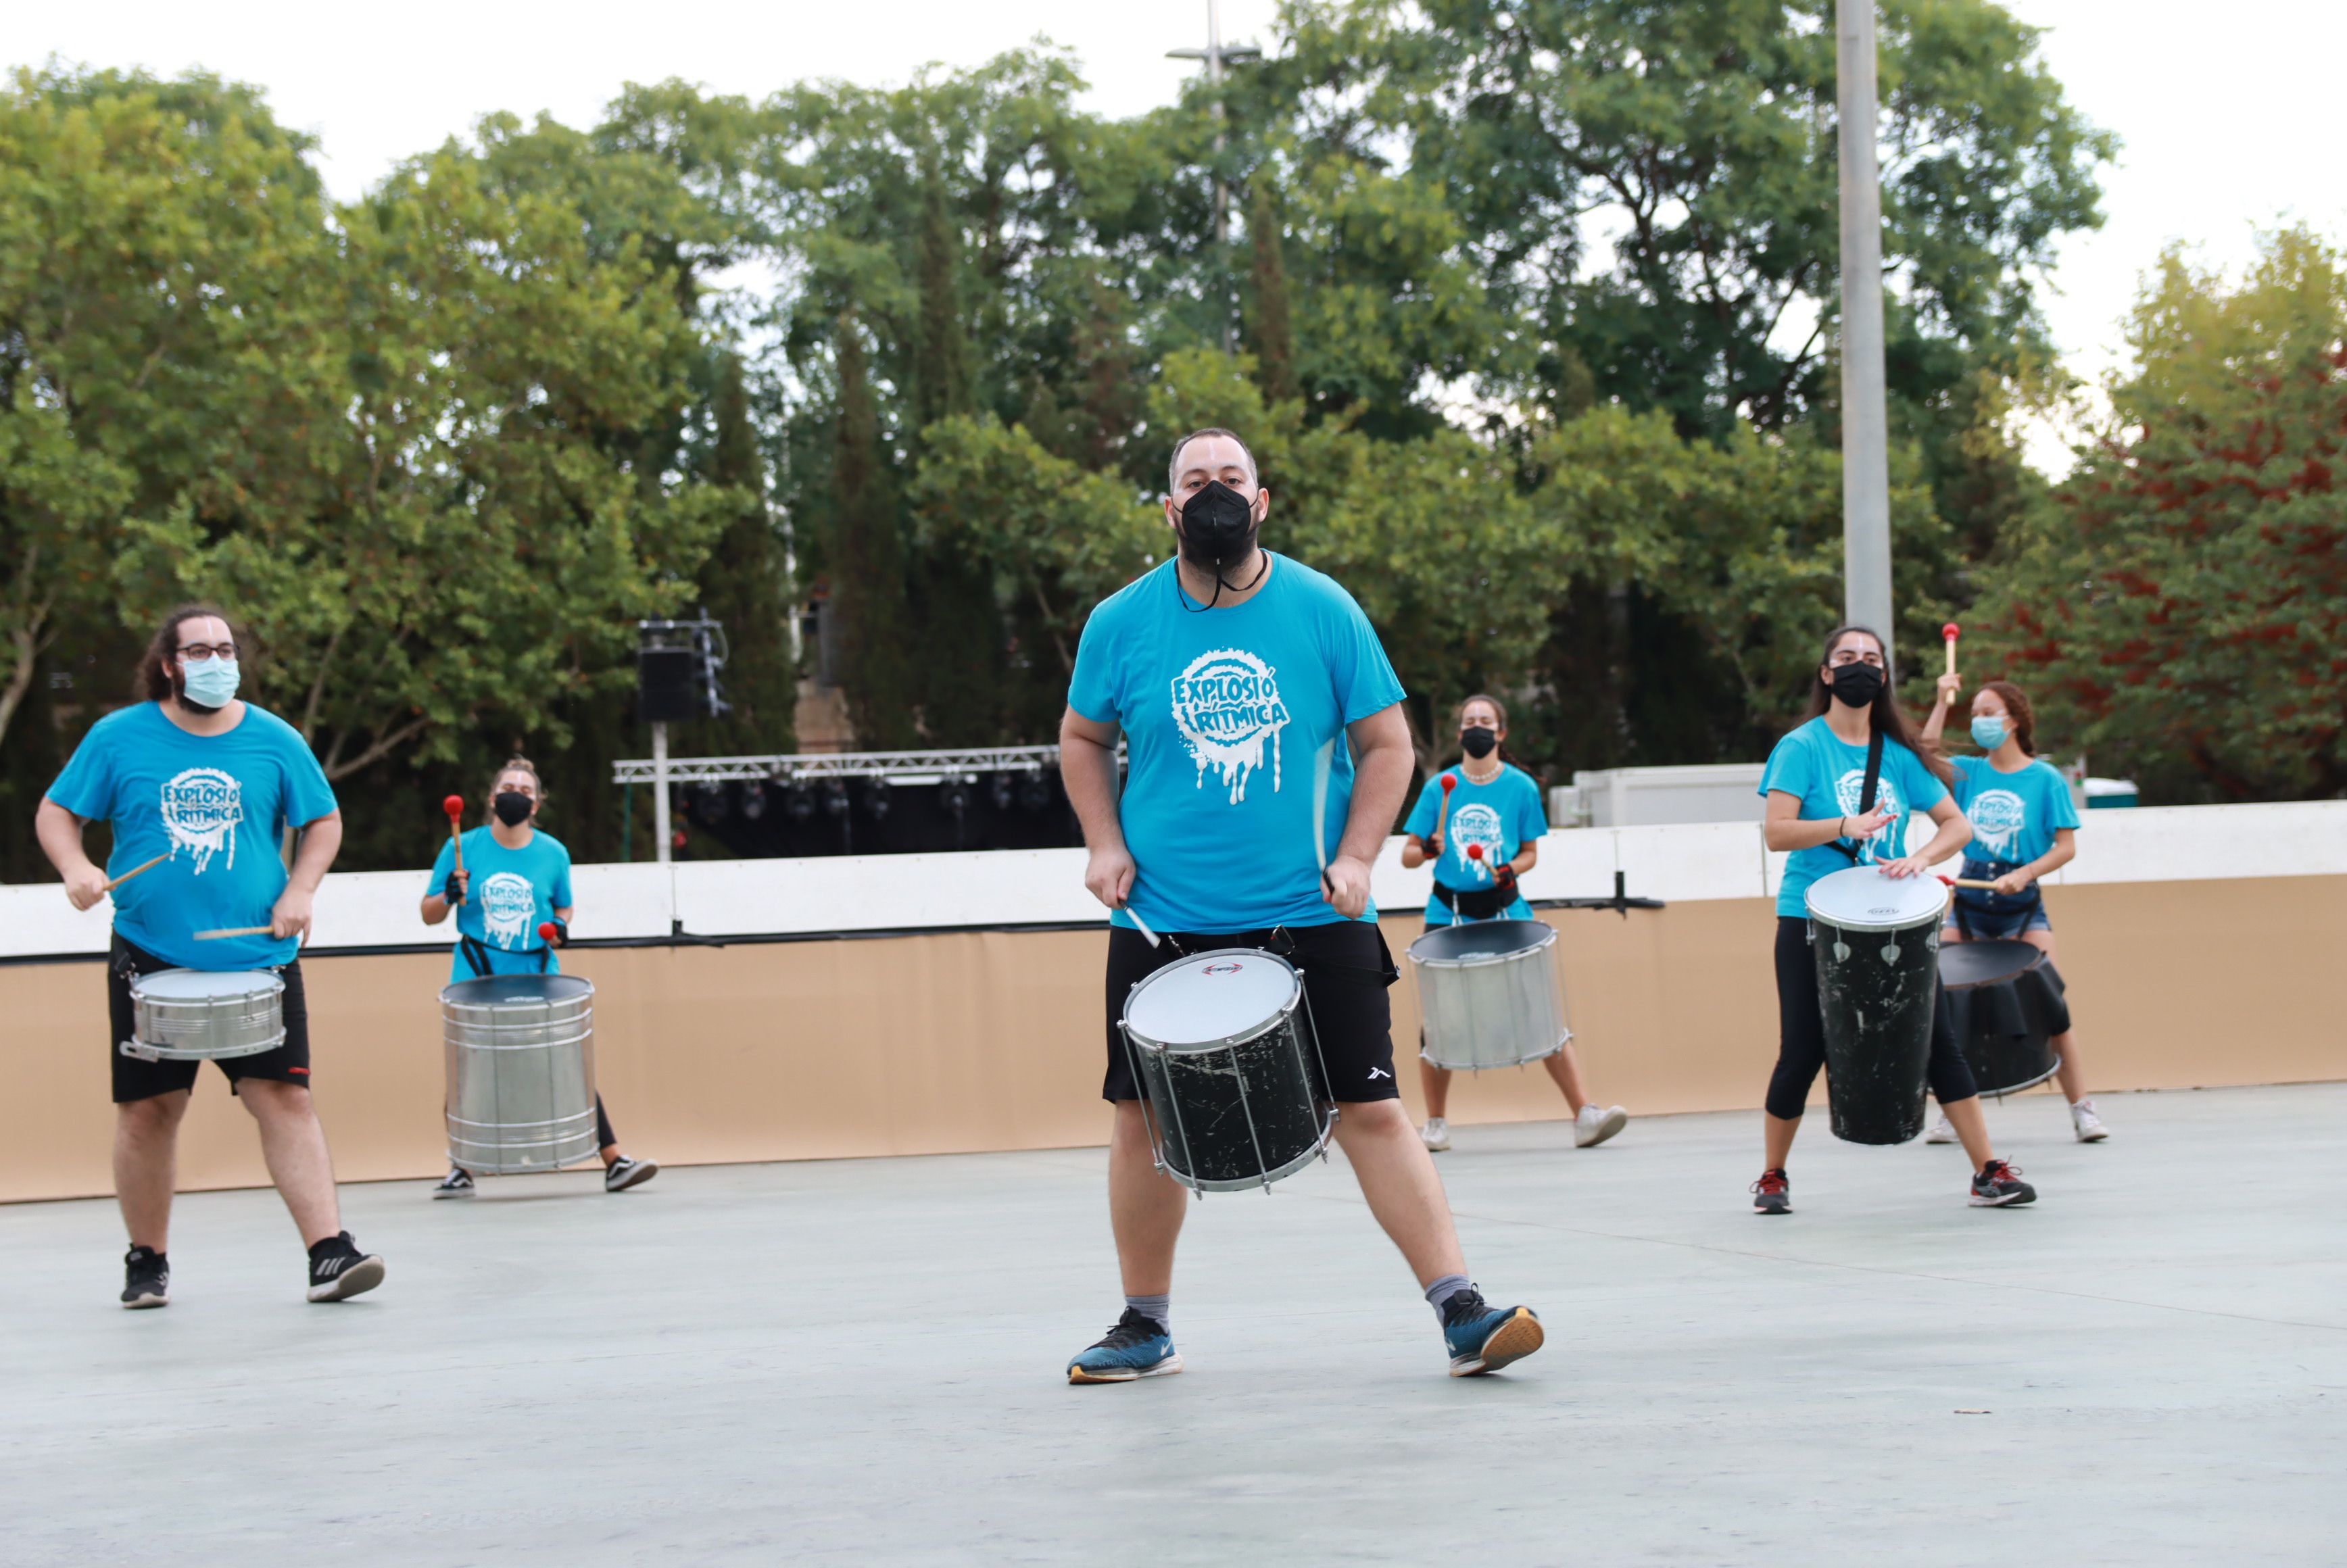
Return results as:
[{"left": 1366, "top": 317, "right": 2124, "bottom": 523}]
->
[{"left": 4, "top": 874, "right": 2341, "bottom": 1204}]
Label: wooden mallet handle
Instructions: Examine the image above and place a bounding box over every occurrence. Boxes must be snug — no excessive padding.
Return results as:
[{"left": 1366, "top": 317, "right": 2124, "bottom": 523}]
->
[
  {"left": 1937, "top": 873, "right": 2000, "bottom": 891},
  {"left": 1437, "top": 770, "right": 1457, "bottom": 845},
  {"left": 103, "top": 854, "right": 168, "bottom": 893},
  {"left": 193, "top": 925, "right": 275, "bottom": 940},
  {"left": 442, "top": 795, "right": 467, "bottom": 876}
]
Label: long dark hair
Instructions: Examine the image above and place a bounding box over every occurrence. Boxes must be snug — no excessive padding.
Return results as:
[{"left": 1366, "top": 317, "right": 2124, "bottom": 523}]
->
[
  {"left": 1802, "top": 624, "right": 1955, "bottom": 785},
  {"left": 137, "top": 604, "right": 237, "bottom": 704}
]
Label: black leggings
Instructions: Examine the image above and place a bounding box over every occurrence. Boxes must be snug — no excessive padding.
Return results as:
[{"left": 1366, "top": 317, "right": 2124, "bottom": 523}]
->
[
  {"left": 1766, "top": 916, "right": 1977, "bottom": 1121},
  {"left": 595, "top": 1096, "right": 616, "bottom": 1151}
]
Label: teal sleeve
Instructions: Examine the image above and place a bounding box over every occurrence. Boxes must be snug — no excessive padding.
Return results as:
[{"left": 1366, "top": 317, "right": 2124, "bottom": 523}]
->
[
  {"left": 1759, "top": 731, "right": 1809, "bottom": 803},
  {"left": 1403, "top": 779, "right": 1438, "bottom": 837},
  {"left": 1328, "top": 592, "right": 1407, "bottom": 724},
  {"left": 552, "top": 848, "right": 574, "bottom": 908},
  {"left": 1066, "top": 604, "right": 1121, "bottom": 725},
  {"left": 1902, "top": 746, "right": 1950, "bottom": 812},
  {"left": 1516, "top": 771, "right": 1549, "bottom": 841},
  {"left": 46, "top": 725, "right": 116, "bottom": 822},
  {"left": 2043, "top": 766, "right": 2082, "bottom": 830},
  {"left": 281, "top": 729, "right": 339, "bottom": 827}
]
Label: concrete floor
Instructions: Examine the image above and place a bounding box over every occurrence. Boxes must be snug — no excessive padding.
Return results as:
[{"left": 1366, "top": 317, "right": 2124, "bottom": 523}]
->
[{"left": 3, "top": 1083, "right": 2343, "bottom": 1567}]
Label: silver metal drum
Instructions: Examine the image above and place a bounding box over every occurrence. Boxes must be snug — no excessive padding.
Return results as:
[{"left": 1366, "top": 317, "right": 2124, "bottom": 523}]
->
[
  {"left": 441, "top": 974, "right": 599, "bottom": 1175},
  {"left": 126, "top": 969, "right": 285, "bottom": 1061},
  {"left": 1409, "top": 918, "right": 1570, "bottom": 1071},
  {"left": 1119, "top": 950, "right": 1335, "bottom": 1195}
]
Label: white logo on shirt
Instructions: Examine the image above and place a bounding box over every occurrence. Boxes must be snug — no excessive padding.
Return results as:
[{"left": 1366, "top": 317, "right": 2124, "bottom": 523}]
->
[
  {"left": 1170, "top": 647, "right": 1290, "bottom": 804},
  {"left": 1967, "top": 789, "right": 2027, "bottom": 858},
  {"left": 479, "top": 872, "right": 536, "bottom": 948},
  {"left": 1448, "top": 802, "right": 1505, "bottom": 883},
  {"left": 1833, "top": 768, "right": 1904, "bottom": 858},
  {"left": 160, "top": 767, "right": 243, "bottom": 875}
]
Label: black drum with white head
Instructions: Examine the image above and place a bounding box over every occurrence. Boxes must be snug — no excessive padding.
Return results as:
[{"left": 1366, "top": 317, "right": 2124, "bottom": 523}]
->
[
  {"left": 1119, "top": 949, "right": 1334, "bottom": 1195},
  {"left": 1804, "top": 866, "right": 1948, "bottom": 1145},
  {"left": 1940, "top": 939, "right": 2068, "bottom": 1098}
]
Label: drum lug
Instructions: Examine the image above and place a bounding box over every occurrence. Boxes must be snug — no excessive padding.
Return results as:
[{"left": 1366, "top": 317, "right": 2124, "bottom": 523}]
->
[
  {"left": 118, "top": 1039, "right": 160, "bottom": 1063},
  {"left": 1881, "top": 943, "right": 1900, "bottom": 964}
]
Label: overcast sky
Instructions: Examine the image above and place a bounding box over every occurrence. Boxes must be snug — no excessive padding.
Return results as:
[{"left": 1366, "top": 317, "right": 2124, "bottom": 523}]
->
[{"left": 12, "top": 1, "right": 2342, "bottom": 458}]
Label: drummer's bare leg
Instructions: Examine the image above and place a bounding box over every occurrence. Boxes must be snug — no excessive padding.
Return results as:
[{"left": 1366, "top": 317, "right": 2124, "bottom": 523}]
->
[
  {"left": 1939, "top": 1095, "right": 1997, "bottom": 1172},
  {"left": 2016, "top": 930, "right": 2092, "bottom": 1102},
  {"left": 1541, "top": 1046, "right": 1591, "bottom": 1112},
  {"left": 1419, "top": 1059, "right": 1453, "bottom": 1119},
  {"left": 115, "top": 1090, "right": 190, "bottom": 1251},
  {"left": 1107, "top": 1100, "right": 1187, "bottom": 1294},
  {"left": 1763, "top": 1111, "right": 1801, "bottom": 1173},
  {"left": 1332, "top": 1100, "right": 1466, "bottom": 1285},
  {"left": 239, "top": 1081, "right": 343, "bottom": 1246}
]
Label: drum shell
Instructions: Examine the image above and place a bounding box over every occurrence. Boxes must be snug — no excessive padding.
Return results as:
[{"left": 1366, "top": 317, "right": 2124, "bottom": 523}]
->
[
  {"left": 1409, "top": 918, "right": 1570, "bottom": 1071},
  {"left": 1809, "top": 913, "right": 1943, "bottom": 1146},
  {"left": 129, "top": 971, "right": 285, "bottom": 1061},
  {"left": 1941, "top": 939, "right": 2069, "bottom": 1097},
  {"left": 441, "top": 976, "right": 599, "bottom": 1175}
]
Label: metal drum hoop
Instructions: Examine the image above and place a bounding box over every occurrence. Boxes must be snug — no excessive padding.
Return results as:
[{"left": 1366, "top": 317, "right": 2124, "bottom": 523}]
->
[{"left": 126, "top": 969, "right": 287, "bottom": 1062}]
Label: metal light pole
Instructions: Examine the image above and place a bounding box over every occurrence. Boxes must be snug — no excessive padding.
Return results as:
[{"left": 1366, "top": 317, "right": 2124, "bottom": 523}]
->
[
  {"left": 1836, "top": 0, "right": 1894, "bottom": 644},
  {"left": 652, "top": 720, "right": 672, "bottom": 865},
  {"left": 1169, "top": 0, "right": 1261, "bottom": 352}
]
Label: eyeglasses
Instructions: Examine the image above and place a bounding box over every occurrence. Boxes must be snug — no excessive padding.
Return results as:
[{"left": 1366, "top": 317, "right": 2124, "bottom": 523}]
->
[{"left": 177, "top": 643, "right": 238, "bottom": 662}]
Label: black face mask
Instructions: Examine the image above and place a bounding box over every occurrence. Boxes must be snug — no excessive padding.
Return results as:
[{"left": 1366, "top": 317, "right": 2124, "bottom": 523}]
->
[
  {"left": 1461, "top": 726, "right": 1498, "bottom": 759},
  {"left": 492, "top": 791, "right": 535, "bottom": 827},
  {"left": 1828, "top": 663, "right": 1886, "bottom": 709},
  {"left": 1176, "top": 480, "right": 1265, "bottom": 608}
]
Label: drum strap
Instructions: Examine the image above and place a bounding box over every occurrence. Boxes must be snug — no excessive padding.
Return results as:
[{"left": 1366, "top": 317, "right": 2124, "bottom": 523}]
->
[
  {"left": 1826, "top": 728, "right": 1887, "bottom": 866},
  {"left": 1432, "top": 882, "right": 1515, "bottom": 921},
  {"left": 458, "top": 936, "right": 555, "bottom": 977}
]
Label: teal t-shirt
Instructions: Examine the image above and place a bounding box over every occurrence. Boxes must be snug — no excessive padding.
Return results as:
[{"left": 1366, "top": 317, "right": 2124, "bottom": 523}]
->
[
  {"left": 1949, "top": 754, "right": 2079, "bottom": 868},
  {"left": 1760, "top": 716, "right": 1950, "bottom": 918},
  {"left": 429, "top": 827, "right": 573, "bottom": 981},
  {"left": 1067, "top": 554, "right": 1407, "bottom": 933},
  {"left": 45, "top": 702, "right": 339, "bottom": 971},
  {"left": 1403, "top": 763, "right": 1546, "bottom": 925}
]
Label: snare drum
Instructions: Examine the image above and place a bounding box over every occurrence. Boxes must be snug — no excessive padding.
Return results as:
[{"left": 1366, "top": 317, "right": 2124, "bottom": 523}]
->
[
  {"left": 441, "top": 974, "right": 600, "bottom": 1175},
  {"left": 125, "top": 969, "right": 286, "bottom": 1061},
  {"left": 1119, "top": 950, "right": 1334, "bottom": 1194},
  {"left": 1409, "top": 918, "right": 1570, "bottom": 1071},
  {"left": 1940, "top": 939, "right": 2068, "bottom": 1097},
  {"left": 1804, "top": 866, "right": 1949, "bottom": 1145}
]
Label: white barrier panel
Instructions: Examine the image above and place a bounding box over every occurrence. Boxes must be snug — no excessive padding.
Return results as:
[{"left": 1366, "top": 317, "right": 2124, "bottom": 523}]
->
[{"left": 2, "top": 799, "right": 2340, "bottom": 960}]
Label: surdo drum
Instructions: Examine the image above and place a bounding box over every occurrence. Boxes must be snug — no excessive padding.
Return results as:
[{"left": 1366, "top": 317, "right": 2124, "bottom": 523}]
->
[
  {"left": 441, "top": 974, "right": 600, "bottom": 1175},
  {"left": 1804, "top": 866, "right": 1949, "bottom": 1145},
  {"left": 1939, "top": 939, "right": 2068, "bottom": 1097},
  {"left": 1119, "top": 949, "right": 1335, "bottom": 1195},
  {"left": 124, "top": 969, "right": 286, "bottom": 1061},
  {"left": 1409, "top": 918, "right": 1570, "bottom": 1072}
]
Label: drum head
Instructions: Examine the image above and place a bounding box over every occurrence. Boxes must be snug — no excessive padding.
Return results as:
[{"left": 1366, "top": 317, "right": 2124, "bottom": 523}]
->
[
  {"left": 1124, "top": 950, "right": 1299, "bottom": 1052},
  {"left": 1804, "top": 866, "right": 1948, "bottom": 932},
  {"left": 441, "top": 974, "right": 594, "bottom": 1006},
  {"left": 1938, "top": 939, "right": 2044, "bottom": 990},
  {"left": 132, "top": 968, "right": 282, "bottom": 1000},
  {"left": 1408, "top": 918, "right": 1553, "bottom": 966}
]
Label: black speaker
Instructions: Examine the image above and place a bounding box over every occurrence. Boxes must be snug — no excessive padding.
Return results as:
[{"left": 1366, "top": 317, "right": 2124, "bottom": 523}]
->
[{"left": 637, "top": 647, "right": 700, "bottom": 723}]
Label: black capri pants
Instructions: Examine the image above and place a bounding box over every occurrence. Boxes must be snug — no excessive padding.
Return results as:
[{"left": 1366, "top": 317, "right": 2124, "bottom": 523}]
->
[{"left": 1765, "top": 916, "right": 1978, "bottom": 1121}]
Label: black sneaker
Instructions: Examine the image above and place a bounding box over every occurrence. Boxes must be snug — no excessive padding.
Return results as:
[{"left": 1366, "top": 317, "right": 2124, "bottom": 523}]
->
[
  {"left": 121, "top": 1245, "right": 169, "bottom": 1309},
  {"left": 1067, "top": 1306, "right": 1182, "bottom": 1383},
  {"left": 1751, "top": 1167, "right": 1791, "bottom": 1215},
  {"left": 604, "top": 1156, "right": 658, "bottom": 1193},
  {"left": 306, "top": 1232, "right": 387, "bottom": 1302},
  {"left": 1968, "top": 1159, "right": 2037, "bottom": 1208},
  {"left": 431, "top": 1167, "right": 475, "bottom": 1199}
]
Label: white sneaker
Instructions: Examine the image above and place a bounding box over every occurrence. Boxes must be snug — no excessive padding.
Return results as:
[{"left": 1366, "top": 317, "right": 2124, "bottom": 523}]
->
[
  {"left": 1923, "top": 1111, "right": 1956, "bottom": 1144},
  {"left": 2071, "top": 1100, "right": 2110, "bottom": 1142},
  {"left": 1420, "top": 1117, "right": 1451, "bottom": 1152},
  {"left": 1574, "top": 1104, "right": 1628, "bottom": 1148}
]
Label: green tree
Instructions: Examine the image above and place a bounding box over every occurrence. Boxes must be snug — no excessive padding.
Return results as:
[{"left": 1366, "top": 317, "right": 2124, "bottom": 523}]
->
[
  {"left": 1972, "top": 229, "right": 2347, "bottom": 801},
  {"left": 829, "top": 309, "right": 916, "bottom": 748}
]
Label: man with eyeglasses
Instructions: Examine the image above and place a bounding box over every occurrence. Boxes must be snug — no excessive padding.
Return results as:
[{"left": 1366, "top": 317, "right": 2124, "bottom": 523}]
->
[{"left": 35, "top": 604, "right": 386, "bottom": 1308}]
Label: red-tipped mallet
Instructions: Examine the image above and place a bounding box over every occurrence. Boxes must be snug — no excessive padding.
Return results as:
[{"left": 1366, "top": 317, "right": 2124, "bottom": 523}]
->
[
  {"left": 1437, "top": 770, "right": 1458, "bottom": 850},
  {"left": 1942, "top": 620, "right": 1961, "bottom": 679},
  {"left": 537, "top": 921, "right": 562, "bottom": 950},
  {"left": 442, "top": 794, "right": 467, "bottom": 904}
]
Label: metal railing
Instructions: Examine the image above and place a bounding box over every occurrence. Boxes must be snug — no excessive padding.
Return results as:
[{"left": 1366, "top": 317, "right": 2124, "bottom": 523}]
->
[{"left": 612, "top": 744, "right": 1078, "bottom": 789}]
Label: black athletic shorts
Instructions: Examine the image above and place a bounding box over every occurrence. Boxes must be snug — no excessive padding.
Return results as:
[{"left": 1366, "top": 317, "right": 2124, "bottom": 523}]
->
[
  {"left": 1103, "top": 920, "right": 1401, "bottom": 1104},
  {"left": 108, "top": 933, "right": 314, "bottom": 1104}
]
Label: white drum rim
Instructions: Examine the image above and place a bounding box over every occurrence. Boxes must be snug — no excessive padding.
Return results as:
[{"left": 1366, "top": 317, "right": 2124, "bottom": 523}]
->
[
  {"left": 130, "top": 967, "right": 285, "bottom": 1001},
  {"left": 1121, "top": 947, "right": 1305, "bottom": 1055},
  {"left": 1406, "top": 921, "right": 1558, "bottom": 970},
  {"left": 1803, "top": 867, "right": 1949, "bottom": 933}
]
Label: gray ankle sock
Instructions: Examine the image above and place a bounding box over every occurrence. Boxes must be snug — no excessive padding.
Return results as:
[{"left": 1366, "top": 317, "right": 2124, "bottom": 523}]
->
[
  {"left": 1424, "top": 1273, "right": 1473, "bottom": 1318},
  {"left": 1126, "top": 1294, "right": 1170, "bottom": 1334}
]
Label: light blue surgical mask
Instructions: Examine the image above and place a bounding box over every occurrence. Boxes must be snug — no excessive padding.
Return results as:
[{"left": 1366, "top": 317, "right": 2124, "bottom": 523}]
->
[
  {"left": 1970, "top": 715, "right": 2008, "bottom": 751},
  {"left": 180, "top": 656, "right": 241, "bottom": 709}
]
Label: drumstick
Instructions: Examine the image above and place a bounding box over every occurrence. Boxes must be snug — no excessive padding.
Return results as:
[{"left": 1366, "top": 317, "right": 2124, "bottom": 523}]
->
[
  {"left": 193, "top": 925, "right": 274, "bottom": 940},
  {"left": 1311, "top": 739, "right": 1336, "bottom": 893},
  {"left": 103, "top": 854, "right": 168, "bottom": 893},
  {"left": 1937, "top": 873, "right": 2000, "bottom": 891},
  {"left": 442, "top": 794, "right": 467, "bottom": 892}
]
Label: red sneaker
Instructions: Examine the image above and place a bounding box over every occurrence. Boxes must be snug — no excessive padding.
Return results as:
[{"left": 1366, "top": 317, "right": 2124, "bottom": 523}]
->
[{"left": 1751, "top": 1167, "right": 1791, "bottom": 1215}]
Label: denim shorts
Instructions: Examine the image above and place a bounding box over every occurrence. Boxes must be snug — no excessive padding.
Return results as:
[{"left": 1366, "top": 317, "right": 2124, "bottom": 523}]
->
[{"left": 1944, "top": 901, "right": 2052, "bottom": 939}]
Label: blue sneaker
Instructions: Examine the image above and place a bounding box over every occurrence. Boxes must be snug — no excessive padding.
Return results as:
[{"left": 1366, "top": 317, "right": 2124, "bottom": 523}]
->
[
  {"left": 1067, "top": 1307, "right": 1182, "bottom": 1384},
  {"left": 1441, "top": 1288, "right": 1544, "bottom": 1377}
]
